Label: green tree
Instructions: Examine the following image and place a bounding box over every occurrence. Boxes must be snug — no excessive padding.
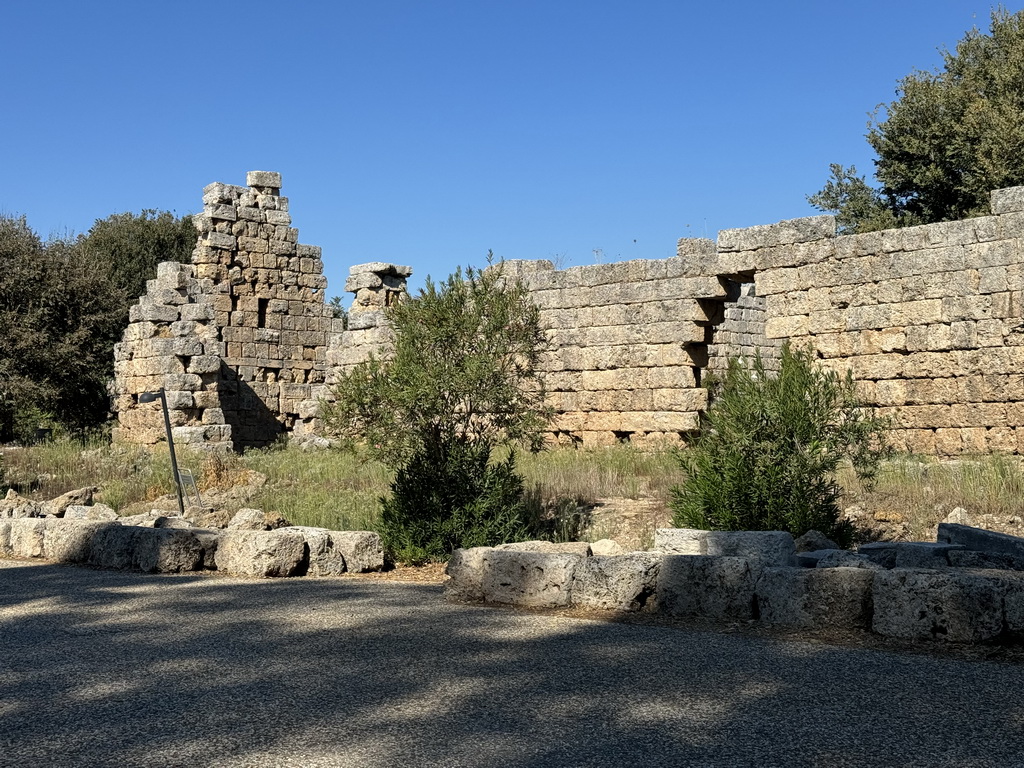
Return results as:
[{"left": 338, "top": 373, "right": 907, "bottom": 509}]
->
[
  {"left": 323, "top": 256, "right": 552, "bottom": 562},
  {"left": 670, "top": 345, "right": 889, "bottom": 547},
  {"left": 0, "top": 216, "right": 125, "bottom": 441},
  {"left": 77, "top": 209, "right": 194, "bottom": 303},
  {"left": 810, "top": 8, "right": 1024, "bottom": 232}
]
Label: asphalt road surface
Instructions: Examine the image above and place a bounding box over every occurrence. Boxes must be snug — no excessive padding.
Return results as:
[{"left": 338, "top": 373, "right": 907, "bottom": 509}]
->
[{"left": 2, "top": 560, "right": 1023, "bottom": 768}]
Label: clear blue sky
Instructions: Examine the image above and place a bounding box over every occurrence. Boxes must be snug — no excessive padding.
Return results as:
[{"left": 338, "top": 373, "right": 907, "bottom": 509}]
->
[{"left": 2, "top": 1, "right": 1019, "bottom": 300}]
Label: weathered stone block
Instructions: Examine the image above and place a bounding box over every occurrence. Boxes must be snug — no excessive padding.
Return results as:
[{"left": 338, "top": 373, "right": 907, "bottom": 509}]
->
[
  {"left": 247, "top": 170, "right": 282, "bottom": 188},
  {"left": 756, "top": 566, "right": 875, "bottom": 629},
  {"left": 134, "top": 528, "right": 204, "bottom": 573},
  {"left": 9, "top": 518, "right": 49, "bottom": 557},
  {"left": 215, "top": 529, "right": 306, "bottom": 578},
  {"left": 285, "top": 526, "right": 347, "bottom": 576},
  {"left": 329, "top": 531, "right": 384, "bottom": 572},
  {"left": 570, "top": 553, "right": 661, "bottom": 611},
  {"left": 480, "top": 550, "right": 581, "bottom": 608},
  {"left": 705, "top": 530, "right": 795, "bottom": 567},
  {"left": 89, "top": 525, "right": 144, "bottom": 569},
  {"left": 872, "top": 569, "right": 1006, "bottom": 642},
  {"left": 938, "top": 523, "right": 1024, "bottom": 561},
  {"left": 496, "top": 540, "right": 592, "bottom": 557},
  {"left": 653, "top": 528, "right": 707, "bottom": 555},
  {"left": 894, "top": 542, "right": 965, "bottom": 568},
  {"left": 656, "top": 556, "right": 757, "bottom": 620},
  {"left": 817, "top": 550, "right": 883, "bottom": 570},
  {"left": 444, "top": 547, "right": 490, "bottom": 602}
]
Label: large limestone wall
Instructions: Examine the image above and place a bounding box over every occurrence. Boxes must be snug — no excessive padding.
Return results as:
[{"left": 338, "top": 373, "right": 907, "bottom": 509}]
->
[{"left": 113, "top": 171, "right": 341, "bottom": 451}]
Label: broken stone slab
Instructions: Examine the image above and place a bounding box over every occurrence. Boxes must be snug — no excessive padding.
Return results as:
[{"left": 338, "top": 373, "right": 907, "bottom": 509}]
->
[
  {"left": 938, "top": 523, "right": 1024, "bottom": 561},
  {"left": 348, "top": 262, "right": 413, "bottom": 278},
  {"left": 653, "top": 528, "right": 707, "bottom": 555},
  {"left": 872, "top": 568, "right": 1007, "bottom": 643},
  {"left": 43, "top": 520, "right": 114, "bottom": 564},
  {"left": 285, "top": 526, "right": 347, "bottom": 576},
  {"left": 444, "top": 547, "right": 490, "bottom": 603},
  {"left": 858, "top": 542, "right": 899, "bottom": 568},
  {"left": 496, "top": 540, "right": 592, "bottom": 557},
  {"left": 63, "top": 504, "right": 119, "bottom": 522},
  {"left": 480, "top": 550, "right": 581, "bottom": 608},
  {"left": 215, "top": 529, "right": 307, "bottom": 578},
  {"left": 656, "top": 555, "right": 757, "bottom": 620},
  {"left": 756, "top": 566, "right": 875, "bottom": 630},
  {"left": 42, "top": 486, "right": 99, "bottom": 517},
  {"left": 794, "top": 530, "right": 839, "bottom": 553},
  {"left": 705, "top": 531, "right": 795, "bottom": 567},
  {"left": 0, "top": 490, "right": 43, "bottom": 519},
  {"left": 570, "top": 553, "right": 661, "bottom": 612},
  {"left": 893, "top": 542, "right": 965, "bottom": 569},
  {"left": 329, "top": 531, "right": 384, "bottom": 573},
  {"left": 134, "top": 528, "right": 205, "bottom": 573},
  {"left": 816, "top": 550, "right": 883, "bottom": 570},
  {"left": 795, "top": 549, "right": 841, "bottom": 568}
]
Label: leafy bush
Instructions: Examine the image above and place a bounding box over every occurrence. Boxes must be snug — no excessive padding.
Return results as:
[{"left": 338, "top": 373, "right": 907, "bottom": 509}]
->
[
  {"left": 670, "top": 344, "right": 889, "bottom": 547},
  {"left": 378, "top": 441, "right": 537, "bottom": 564}
]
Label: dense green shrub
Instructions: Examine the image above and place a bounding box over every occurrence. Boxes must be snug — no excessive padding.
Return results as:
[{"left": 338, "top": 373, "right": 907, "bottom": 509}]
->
[{"left": 670, "top": 344, "right": 889, "bottom": 547}]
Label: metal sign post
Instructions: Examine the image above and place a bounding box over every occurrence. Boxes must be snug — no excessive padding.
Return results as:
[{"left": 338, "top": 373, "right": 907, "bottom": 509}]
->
[{"left": 138, "top": 388, "right": 185, "bottom": 518}]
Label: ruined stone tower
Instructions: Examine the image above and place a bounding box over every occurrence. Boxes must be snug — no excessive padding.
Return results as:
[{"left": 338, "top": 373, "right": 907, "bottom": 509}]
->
[{"left": 112, "top": 171, "right": 343, "bottom": 450}]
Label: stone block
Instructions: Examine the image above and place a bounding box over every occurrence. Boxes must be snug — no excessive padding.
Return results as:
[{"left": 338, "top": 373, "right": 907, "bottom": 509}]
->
[
  {"left": 9, "top": 518, "right": 49, "bottom": 557},
  {"left": 63, "top": 504, "right": 118, "bottom": 522},
  {"left": 817, "top": 550, "right": 883, "bottom": 570},
  {"left": 570, "top": 553, "right": 661, "bottom": 612},
  {"left": 285, "top": 526, "right": 347, "bottom": 576},
  {"left": 991, "top": 185, "right": 1024, "bottom": 215},
  {"left": 756, "top": 566, "right": 875, "bottom": 629},
  {"left": 480, "top": 550, "right": 581, "bottom": 608},
  {"left": 794, "top": 549, "right": 839, "bottom": 568},
  {"left": 938, "top": 523, "right": 1024, "bottom": 560},
  {"left": 134, "top": 528, "right": 204, "bottom": 573},
  {"left": 89, "top": 525, "right": 145, "bottom": 569},
  {"left": 0, "top": 520, "right": 10, "bottom": 556},
  {"left": 656, "top": 555, "right": 757, "bottom": 620},
  {"left": 496, "top": 540, "right": 592, "bottom": 557},
  {"left": 215, "top": 529, "right": 307, "bottom": 578},
  {"left": 858, "top": 542, "right": 898, "bottom": 568},
  {"left": 653, "top": 528, "right": 707, "bottom": 555},
  {"left": 329, "top": 531, "right": 384, "bottom": 572},
  {"left": 894, "top": 542, "right": 966, "bottom": 568},
  {"left": 444, "top": 547, "right": 490, "bottom": 602},
  {"left": 247, "top": 170, "right": 282, "bottom": 189},
  {"left": 705, "top": 530, "right": 795, "bottom": 567},
  {"left": 872, "top": 569, "right": 1006, "bottom": 642}
]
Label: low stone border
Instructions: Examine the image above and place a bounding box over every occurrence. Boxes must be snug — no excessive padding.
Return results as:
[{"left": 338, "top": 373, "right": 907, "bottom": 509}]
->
[
  {"left": 0, "top": 518, "right": 383, "bottom": 578},
  {"left": 445, "top": 529, "right": 1024, "bottom": 645}
]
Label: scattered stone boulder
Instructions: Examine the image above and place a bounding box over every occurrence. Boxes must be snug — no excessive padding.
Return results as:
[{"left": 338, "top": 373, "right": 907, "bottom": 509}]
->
[
  {"left": 42, "top": 486, "right": 98, "bottom": 517},
  {"left": 227, "top": 508, "right": 292, "bottom": 531},
  {"left": 872, "top": 569, "right": 1007, "bottom": 643},
  {"left": 938, "top": 523, "right": 1024, "bottom": 561},
  {"left": 0, "top": 490, "right": 43, "bottom": 519},
  {"left": 286, "top": 526, "right": 347, "bottom": 576},
  {"left": 705, "top": 531, "right": 795, "bottom": 567},
  {"left": 794, "top": 530, "right": 839, "bottom": 553},
  {"left": 184, "top": 507, "right": 233, "bottom": 529},
  {"left": 64, "top": 504, "right": 118, "bottom": 522},
  {"left": 756, "top": 567, "right": 875, "bottom": 630},
  {"left": 496, "top": 540, "right": 592, "bottom": 557},
  {"left": 329, "top": 531, "right": 384, "bottom": 573},
  {"left": 215, "top": 529, "right": 307, "bottom": 578},
  {"left": 816, "top": 550, "right": 883, "bottom": 570},
  {"left": 653, "top": 528, "right": 707, "bottom": 555},
  {"left": 570, "top": 553, "right": 661, "bottom": 612},
  {"left": 657, "top": 556, "right": 757, "bottom": 620},
  {"left": 945, "top": 507, "right": 971, "bottom": 525},
  {"left": 589, "top": 539, "right": 625, "bottom": 556},
  {"left": 444, "top": 547, "right": 490, "bottom": 603},
  {"left": 480, "top": 550, "right": 581, "bottom": 608},
  {"left": 153, "top": 516, "right": 194, "bottom": 529}
]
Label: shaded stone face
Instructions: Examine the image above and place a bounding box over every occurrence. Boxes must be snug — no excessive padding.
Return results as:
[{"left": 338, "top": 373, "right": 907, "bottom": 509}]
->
[{"left": 112, "top": 172, "right": 344, "bottom": 451}]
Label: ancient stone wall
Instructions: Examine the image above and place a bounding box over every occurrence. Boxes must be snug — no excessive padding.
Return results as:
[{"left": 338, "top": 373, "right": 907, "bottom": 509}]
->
[{"left": 113, "top": 171, "right": 341, "bottom": 451}]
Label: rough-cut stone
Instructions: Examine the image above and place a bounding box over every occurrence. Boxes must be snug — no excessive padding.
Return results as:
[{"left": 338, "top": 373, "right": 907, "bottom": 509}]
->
[
  {"left": 43, "top": 520, "right": 112, "bottom": 563},
  {"left": 817, "top": 550, "right": 883, "bottom": 570},
  {"left": 63, "top": 504, "right": 118, "bottom": 522},
  {"left": 570, "top": 553, "right": 661, "bottom": 612},
  {"left": 0, "top": 520, "right": 11, "bottom": 556},
  {"left": 480, "top": 550, "right": 581, "bottom": 608},
  {"left": 444, "top": 547, "right": 490, "bottom": 603},
  {"left": 794, "top": 530, "right": 839, "bottom": 553},
  {"left": 42, "top": 487, "right": 99, "bottom": 516},
  {"left": 858, "top": 542, "right": 899, "bottom": 568},
  {"left": 496, "top": 540, "right": 592, "bottom": 557},
  {"left": 756, "top": 567, "right": 875, "bottom": 629},
  {"left": 947, "top": 549, "right": 1024, "bottom": 571},
  {"left": 656, "top": 556, "right": 757, "bottom": 620},
  {"left": 938, "top": 523, "right": 1024, "bottom": 561},
  {"left": 0, "top": 491, "right": 43, "bottom": 519},
  {"left": 9, "top": 518, "right": 49, "bottom": 557},
  {"left": 285, "top": 526, "right": 347, "bottom": 576},
  {"left": 153, "top": 516, "right": 194, "bottom": 529},
  {"left": 89, "top": 525, "right": 145, "bottom": 570},
  {"left": 329, "top": 531, "right": 384, "bottom": 573},
  {"left": 653, "top": 528, "right": 707, "bottom": 555},
  {"left": 893, "top": 542, "right": 965, "bottom": 568},
  {"left": 191, "top": 530, "right": 222, "bottom": 569},
  {"left": 872, "top": 569, "right": 1007, "bottom": 642},
  {"left": 215, "top": 529, "right": 307, "bottom": 578},
  {"left": 134, "top": 528, "right": 204, "bottom": 573},
  {"left": 228, "top": 508, "right": 272, "bottom": 530},
  {"left": 795, "top": 549, "right": 840, "bottom": 568},
  {"left": 705, "top": 531, "right": 795, "bottom": 567},
  {"left": 589, "top": 539, "right": 625, "bottom": 556}
]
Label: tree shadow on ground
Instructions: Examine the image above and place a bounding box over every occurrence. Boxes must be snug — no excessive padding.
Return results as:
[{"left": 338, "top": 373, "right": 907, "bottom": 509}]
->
[{"left": 1, "top": 563, "right": 1023, "bottom": 767}]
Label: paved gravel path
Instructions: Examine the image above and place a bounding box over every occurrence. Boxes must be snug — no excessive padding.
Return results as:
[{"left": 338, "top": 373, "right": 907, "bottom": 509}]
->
[{"left": 2, "top": 560, "right": 1023, "bottom": 768}]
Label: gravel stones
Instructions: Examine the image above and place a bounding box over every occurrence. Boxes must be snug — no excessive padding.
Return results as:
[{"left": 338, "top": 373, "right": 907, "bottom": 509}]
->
[{"left": 570, "top": 553, "right": 660, "bottom": 612}]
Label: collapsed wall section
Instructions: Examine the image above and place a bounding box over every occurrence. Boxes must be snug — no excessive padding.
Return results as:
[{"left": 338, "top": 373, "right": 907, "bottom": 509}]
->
[{"left": 113, "top": 171, "right": 341, "bottom": 451}]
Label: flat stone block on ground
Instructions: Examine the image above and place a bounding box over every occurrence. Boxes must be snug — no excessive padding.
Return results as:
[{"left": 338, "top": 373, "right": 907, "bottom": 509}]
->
[
  {"left": 134, "top": 528, "right": 205, "bottom": 573},
  {"left": 444, "top": 547, "right": 490, "bottom": 603},
  {"left": 872, "top": 568, "right": 1007, "bottom": 643},
  {"left": 653, "top": 528, "right": 707, "bottom": 555},
  {"left": 88, "top": 525, "right": 145, "bottom": 570},
  {"left": 894, "top": 542, "right": 965, "bottom": 569},
  {"left": 496, "top": 540, "right": 592, "bottom": 557},
  {"left": 705, "top": 531, "right": 795, "bottom": 567},
  {"left": 756, "top": 567, "right": 875, "bottom": 630},
  {"left": 570, "top": 553, "right": 661, "bottom": 612},
  {"left": 329, "top": 531, "right": 384, "bottom": 573},
  {"left": 656, "top": 556, "right": 757, "bottom": 620},
  {"left": 215, "top": 529, "right": 307, "bottom": 578},
  {"left": 43, "top": 520, "right": 114, "bottom": 564},
  {"left": 480, "top": 550, "right": 582, "bottom": 608},
  {"left": 938, "top": 523, "right": 1024, "bottom": 561}
]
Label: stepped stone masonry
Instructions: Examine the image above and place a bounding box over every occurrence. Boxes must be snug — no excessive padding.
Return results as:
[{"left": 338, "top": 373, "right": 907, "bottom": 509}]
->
[{"left": 113, "top": 172, "right": 343, "bottom": 450}]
